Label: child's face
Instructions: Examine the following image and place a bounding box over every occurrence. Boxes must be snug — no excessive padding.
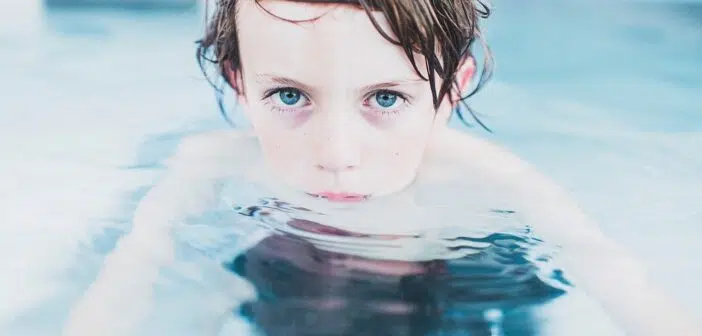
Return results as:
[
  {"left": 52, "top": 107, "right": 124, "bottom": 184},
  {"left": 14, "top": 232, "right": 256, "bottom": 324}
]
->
[{"left": 235, "top": 0, "right": 452, "bottom": 199}]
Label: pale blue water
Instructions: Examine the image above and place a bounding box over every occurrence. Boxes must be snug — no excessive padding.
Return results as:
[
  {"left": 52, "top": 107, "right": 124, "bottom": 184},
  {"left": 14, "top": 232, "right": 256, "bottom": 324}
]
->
[{"left": 1, "top": 0, "right": 700, "bottom": 335}]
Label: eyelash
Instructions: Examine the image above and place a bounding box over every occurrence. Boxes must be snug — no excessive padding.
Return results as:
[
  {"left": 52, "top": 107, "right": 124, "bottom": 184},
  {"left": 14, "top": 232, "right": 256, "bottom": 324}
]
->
[
  {"left": 261, "top": 87, "right": 411, "bottom": 117},
  {"left": 261, "top": 88, "right": 310, "bottom": 115}
]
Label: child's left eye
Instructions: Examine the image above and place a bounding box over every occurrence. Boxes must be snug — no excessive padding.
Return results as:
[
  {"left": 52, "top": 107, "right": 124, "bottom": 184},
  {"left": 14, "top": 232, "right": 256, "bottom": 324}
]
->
[{"left": 367, "top": 90, "right": 405, "bottom": 110}]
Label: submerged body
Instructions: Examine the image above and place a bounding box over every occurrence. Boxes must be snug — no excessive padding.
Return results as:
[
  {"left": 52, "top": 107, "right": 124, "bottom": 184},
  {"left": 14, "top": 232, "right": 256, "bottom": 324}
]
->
[{"left": 228, "top": 227, "right": 567, "bottom": 336}]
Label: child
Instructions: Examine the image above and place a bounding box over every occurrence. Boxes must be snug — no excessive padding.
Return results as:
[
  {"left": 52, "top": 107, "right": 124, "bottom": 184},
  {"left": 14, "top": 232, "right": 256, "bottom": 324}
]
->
[{"left": 64, "top": 1, "right": 700, "bottom": 335}]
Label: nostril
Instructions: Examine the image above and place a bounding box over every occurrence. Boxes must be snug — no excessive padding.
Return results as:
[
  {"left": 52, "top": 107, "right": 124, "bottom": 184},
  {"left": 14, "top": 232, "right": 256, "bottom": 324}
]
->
[{"left": 315, "top": 164, "right": 357, "bottom": 172}]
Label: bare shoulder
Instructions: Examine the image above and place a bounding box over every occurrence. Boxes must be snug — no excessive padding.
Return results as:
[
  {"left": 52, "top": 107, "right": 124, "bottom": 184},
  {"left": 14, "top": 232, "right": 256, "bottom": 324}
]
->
[
  {"left": 427, "top": 128, "right": 607, "bottom": 241},
  {"left": 427, "top": 127, "right": 534, "bottom": 179},
  {"left": 168, "top": 129, "right": 258, "bottom": 166},
  {"left": 165, "top": 129, "right": 261, "bottom": 177},
  {"left": 132, "top": 129, "right": 260, "bottom": 227}
]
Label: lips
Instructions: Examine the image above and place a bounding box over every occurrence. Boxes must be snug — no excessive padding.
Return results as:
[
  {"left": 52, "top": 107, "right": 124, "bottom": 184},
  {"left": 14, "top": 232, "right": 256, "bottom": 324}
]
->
[{"left": 309, "top": 192, "right": 370, "bottom": 202}]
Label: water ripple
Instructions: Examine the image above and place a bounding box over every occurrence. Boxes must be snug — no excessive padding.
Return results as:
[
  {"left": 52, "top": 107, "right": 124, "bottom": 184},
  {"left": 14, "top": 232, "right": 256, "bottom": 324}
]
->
[{"left": 177, "top": 195, "right": 575, "bottom": 336}]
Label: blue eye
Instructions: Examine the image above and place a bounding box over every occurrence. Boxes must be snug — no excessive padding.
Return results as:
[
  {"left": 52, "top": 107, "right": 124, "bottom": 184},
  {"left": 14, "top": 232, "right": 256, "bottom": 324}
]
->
[
  {"left": 374, "top": 91, "right": 398, "bottom": 108},
  {"left": 278, "top": 89, "right": 302, "bottom": 106}
]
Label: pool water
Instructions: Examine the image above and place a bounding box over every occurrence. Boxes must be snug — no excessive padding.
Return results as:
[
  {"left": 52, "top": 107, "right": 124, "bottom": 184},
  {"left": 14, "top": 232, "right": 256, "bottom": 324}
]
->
[{"left": 1, "top": 0, "right": 700, "bottom": 334}]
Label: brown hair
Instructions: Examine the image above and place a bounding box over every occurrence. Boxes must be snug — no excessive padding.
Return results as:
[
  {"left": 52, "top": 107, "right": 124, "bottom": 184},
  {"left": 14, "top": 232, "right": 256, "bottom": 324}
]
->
[{"left": 196, "top": 0, "right": 494, "bottom": 130}]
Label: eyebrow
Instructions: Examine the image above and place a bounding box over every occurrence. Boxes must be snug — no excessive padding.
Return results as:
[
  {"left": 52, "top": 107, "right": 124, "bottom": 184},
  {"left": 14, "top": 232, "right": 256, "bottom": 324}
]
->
[{"left": 255, "top": 74, "right": 424, "bottom": 93}]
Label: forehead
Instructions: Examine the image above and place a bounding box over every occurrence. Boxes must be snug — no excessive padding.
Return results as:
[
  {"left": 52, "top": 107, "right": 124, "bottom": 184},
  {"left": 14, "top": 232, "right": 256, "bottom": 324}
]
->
[{"left": 236, "top": 0, "right": 426, "bottom": 83}]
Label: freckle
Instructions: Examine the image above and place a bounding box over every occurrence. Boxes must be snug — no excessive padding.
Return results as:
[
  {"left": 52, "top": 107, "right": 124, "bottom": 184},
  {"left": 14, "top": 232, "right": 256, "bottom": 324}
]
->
[{"left": 394, "top": 152, "right": 400, "bottom": 156}]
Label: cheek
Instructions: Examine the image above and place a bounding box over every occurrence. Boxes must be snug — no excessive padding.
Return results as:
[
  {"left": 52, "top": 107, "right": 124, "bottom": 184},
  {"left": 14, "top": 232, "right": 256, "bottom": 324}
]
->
[
  {"left": 243, "top": 106, "right": 299, "bottom": 159},
  {"left": 242, "top": 102, "right": 272, "bottom": 129},
  {"left": 257, "top": 133, "right": 304, "bottom": 168},
  {"left": 379, "top": 126, "right": 433, "bottom": 166},
  {"left": 388, "top": 137, "right": 428, "bottom": 162},
  {"left": 390, "top": 114, "right": 436, "bottom": 162}
]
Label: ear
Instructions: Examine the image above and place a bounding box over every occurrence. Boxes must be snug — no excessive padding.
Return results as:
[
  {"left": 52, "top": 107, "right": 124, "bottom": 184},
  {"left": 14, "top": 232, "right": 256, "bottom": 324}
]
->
[
  {"left": 435, "top": 57, "right": 477, "bottom": 125},
  {"left": 455, "top": 56, "right": 476, "bottom": 97},
  {"left": 224, "top": 61, "right": 247, "bottom": 105}
]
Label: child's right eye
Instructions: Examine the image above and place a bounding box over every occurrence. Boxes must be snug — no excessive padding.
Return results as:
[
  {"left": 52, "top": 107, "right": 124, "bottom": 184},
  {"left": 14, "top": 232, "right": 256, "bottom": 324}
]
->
[{"left": 268, "top": 88, "right": 309, "bottom": 108}]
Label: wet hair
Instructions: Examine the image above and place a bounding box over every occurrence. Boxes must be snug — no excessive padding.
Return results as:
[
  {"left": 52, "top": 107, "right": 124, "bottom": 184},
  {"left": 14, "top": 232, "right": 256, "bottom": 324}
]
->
[{"left": 196, "top": 0, "right": 495, "bottom": 131}]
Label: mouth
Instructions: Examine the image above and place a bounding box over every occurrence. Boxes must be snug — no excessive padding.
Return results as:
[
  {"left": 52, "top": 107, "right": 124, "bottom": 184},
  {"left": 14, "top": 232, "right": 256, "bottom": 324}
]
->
[{"left": 308, "top": 192, "right": 370, "bottom": 203}]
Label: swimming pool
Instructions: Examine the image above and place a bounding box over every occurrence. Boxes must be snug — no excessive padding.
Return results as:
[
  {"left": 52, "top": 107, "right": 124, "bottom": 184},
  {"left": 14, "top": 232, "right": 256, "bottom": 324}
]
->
[{"left": 1, "top": 0, "right": 700, "bottom": 334}]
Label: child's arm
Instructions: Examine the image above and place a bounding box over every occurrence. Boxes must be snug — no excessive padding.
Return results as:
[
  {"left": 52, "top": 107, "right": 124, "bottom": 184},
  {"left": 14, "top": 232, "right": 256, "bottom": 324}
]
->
[
  {"left": 62, "top": 131, "right": 243, "bottom": 336},
  {"left": 519, "top": 176, "right": 700, "bottom": 336},
  {"left": 457, "top": 132, "right": 701, "bottom": 336}
]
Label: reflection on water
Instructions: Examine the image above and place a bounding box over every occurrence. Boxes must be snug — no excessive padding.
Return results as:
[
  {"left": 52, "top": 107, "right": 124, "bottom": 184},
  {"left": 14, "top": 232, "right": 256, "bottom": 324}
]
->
[{"left": 213, "top": 197, "right": 570, "bottom": 336}]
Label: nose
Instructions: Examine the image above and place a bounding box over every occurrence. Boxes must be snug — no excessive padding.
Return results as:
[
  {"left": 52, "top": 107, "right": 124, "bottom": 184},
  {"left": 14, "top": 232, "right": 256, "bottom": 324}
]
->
[{"left": 313, "top": 113, "right": 361, "bottom": 173}]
